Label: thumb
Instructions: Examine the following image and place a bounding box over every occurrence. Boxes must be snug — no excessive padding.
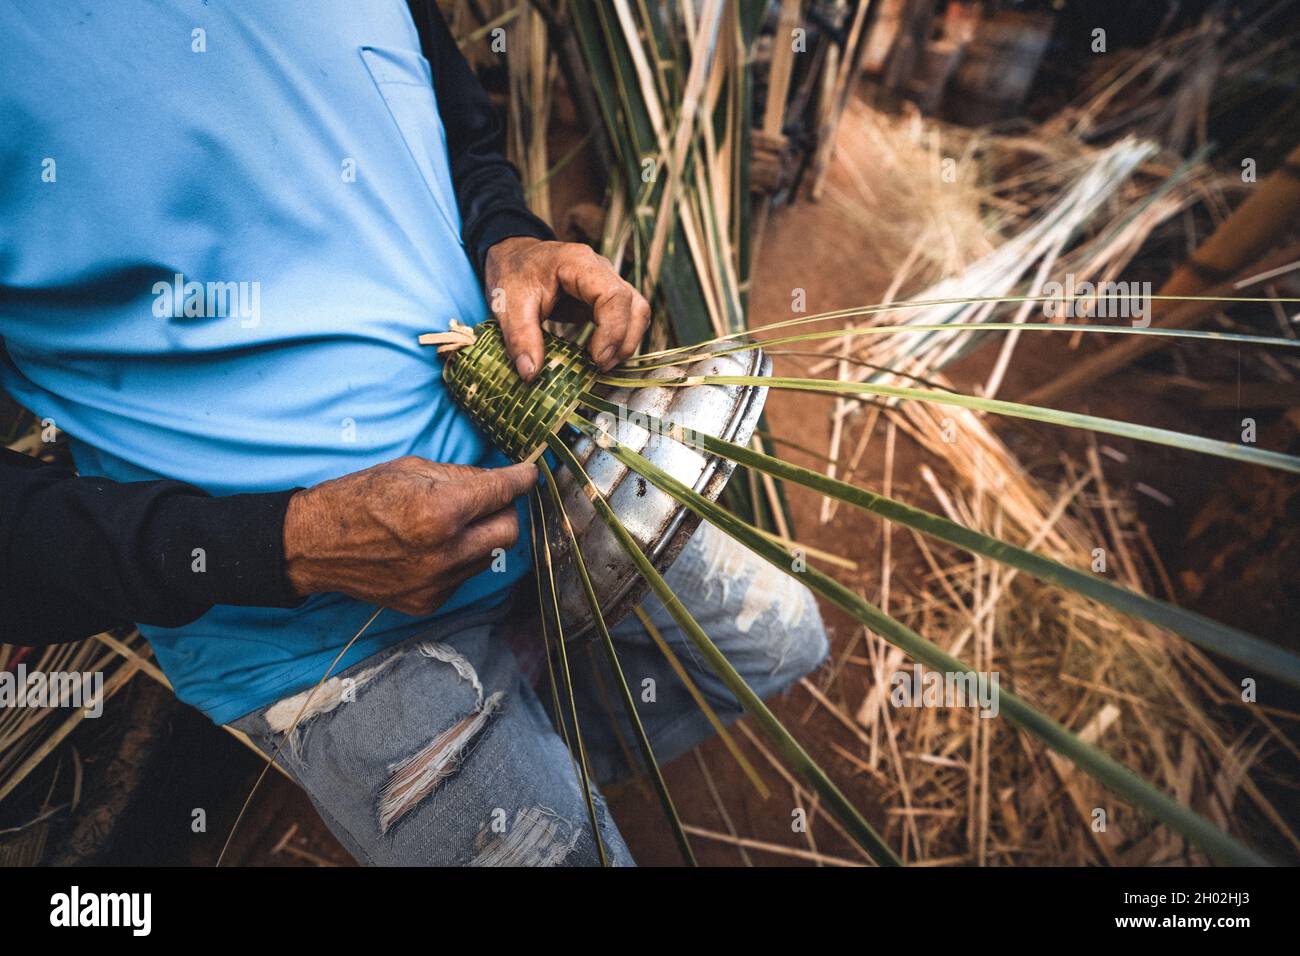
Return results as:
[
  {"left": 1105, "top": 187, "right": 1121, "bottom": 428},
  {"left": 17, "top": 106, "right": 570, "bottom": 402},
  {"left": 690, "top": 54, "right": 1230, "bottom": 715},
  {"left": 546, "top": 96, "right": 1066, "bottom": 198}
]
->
[{"left": 455, "top": 462, "right": 539, "bottom": 522}]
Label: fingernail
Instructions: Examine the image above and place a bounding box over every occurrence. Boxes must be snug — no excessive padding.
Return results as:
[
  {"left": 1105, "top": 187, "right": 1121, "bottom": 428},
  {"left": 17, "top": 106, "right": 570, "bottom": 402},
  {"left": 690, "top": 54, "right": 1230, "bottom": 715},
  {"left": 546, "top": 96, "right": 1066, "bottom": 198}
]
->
[
  {"left": 516, "top": 354, "right": 535, "bottom": 378},
  {"left": 597, "top": 345, "right": 616, "bottom": 366}
]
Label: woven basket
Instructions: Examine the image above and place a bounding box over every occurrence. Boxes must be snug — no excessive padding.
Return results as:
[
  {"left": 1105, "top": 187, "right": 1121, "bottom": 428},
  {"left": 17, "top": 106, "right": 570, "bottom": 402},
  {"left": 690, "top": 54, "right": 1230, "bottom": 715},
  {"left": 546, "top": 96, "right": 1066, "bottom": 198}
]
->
[{"left": 442, "top": 320, "right": 598, "bottom": 462}]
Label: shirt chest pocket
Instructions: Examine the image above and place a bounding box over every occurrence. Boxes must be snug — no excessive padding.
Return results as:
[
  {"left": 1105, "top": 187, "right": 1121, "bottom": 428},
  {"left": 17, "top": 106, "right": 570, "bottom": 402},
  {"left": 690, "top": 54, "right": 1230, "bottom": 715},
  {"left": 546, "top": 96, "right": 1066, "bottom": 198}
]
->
[{"left": 359, "top": 45, "right": 464, "bottom": 246}]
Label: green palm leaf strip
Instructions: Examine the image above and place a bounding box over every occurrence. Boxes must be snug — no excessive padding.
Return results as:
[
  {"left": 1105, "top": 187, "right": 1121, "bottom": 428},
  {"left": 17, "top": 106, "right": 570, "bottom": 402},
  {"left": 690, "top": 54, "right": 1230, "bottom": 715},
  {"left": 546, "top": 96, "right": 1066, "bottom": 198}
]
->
[
  {"left": 578, "top": 392, "right": 1300, "bottom": 691},
  {"left": 564, "top": 412, "right": 1270, "bottom": 867},
  {"left": 530, "top": 487, "right": 608, "bottom": 866},
  {"left": 597, "top": 373, "right": 1300, "bottom": 475},
  {"left": 538, "top": 459, "right": 697, "bottom": 866},
  {"left": 620, "top": 292, "right": 1300, "bottom": 366},
  {"left": 623, "top": 321, "right": 1300, "bottom": 373},
  {"left": 632, "top": 604, "right": 772, "bottom": 800},
  {"left": 528, "top": 493, "right": 581, "bottom": 772},
  {"left": 546, "top": 432, "right": 902, "bottom": 867}
]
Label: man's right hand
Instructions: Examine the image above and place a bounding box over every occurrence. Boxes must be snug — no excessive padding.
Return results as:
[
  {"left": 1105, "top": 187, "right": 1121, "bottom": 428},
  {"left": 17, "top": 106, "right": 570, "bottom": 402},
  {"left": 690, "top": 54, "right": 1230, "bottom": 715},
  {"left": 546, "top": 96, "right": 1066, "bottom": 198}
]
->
[{"left": 282, "top": 456, "right": 537, "bottom": 617}]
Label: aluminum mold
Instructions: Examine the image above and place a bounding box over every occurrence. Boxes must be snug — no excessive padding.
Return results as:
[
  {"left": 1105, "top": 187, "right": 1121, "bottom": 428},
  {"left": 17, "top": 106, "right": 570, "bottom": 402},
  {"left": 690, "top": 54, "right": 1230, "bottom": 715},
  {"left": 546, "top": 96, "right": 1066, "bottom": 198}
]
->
[{"left": 547, "top": 344, "right": 771, "bottom": 639}]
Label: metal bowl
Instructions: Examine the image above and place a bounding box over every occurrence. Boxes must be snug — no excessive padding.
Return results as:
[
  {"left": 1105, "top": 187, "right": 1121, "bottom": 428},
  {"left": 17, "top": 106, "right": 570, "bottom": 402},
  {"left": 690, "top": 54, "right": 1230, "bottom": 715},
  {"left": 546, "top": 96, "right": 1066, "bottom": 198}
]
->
[{"left": 547, "top": 343, "right": 771, "bottom": 639}]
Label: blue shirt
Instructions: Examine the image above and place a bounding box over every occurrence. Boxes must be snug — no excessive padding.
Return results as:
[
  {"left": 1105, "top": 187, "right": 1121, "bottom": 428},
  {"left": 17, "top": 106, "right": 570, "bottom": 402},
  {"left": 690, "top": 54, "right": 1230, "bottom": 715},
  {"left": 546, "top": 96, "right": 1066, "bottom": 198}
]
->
[{"left": 0, "top": 2, "right": 532, "bottom": 723}]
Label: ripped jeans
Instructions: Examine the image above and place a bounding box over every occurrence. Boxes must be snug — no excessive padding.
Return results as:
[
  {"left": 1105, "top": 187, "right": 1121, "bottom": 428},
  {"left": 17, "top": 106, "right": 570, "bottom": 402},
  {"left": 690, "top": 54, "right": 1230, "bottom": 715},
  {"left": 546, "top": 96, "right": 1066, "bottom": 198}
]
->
[{"left": 229, "top": 524, "right": 829, "bottom": 866}]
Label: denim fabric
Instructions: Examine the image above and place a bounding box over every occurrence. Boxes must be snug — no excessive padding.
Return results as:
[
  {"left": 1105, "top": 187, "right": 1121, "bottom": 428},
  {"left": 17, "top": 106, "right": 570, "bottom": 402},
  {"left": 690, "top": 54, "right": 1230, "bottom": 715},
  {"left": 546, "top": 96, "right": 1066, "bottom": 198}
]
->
[{"left": 231, "top": 524, "right": 829, "bottom": 866}]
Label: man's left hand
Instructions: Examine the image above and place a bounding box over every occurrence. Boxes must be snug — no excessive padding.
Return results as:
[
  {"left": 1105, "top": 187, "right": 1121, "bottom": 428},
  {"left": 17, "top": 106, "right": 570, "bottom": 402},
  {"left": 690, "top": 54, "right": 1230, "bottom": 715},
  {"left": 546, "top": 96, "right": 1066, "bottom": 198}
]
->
[{"left": 483, "top": 237, "right": 652, "bottom": 381}]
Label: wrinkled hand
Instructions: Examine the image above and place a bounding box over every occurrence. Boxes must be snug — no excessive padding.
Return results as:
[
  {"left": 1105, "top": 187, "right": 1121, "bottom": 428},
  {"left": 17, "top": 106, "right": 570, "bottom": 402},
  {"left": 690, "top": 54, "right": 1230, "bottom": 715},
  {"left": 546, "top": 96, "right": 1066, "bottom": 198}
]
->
[
  {"left": 282, "top": 457, "right": 537, "bottom": 617},
  {"left": 484, "top": 236, "right": 651, "bottom": 380}
]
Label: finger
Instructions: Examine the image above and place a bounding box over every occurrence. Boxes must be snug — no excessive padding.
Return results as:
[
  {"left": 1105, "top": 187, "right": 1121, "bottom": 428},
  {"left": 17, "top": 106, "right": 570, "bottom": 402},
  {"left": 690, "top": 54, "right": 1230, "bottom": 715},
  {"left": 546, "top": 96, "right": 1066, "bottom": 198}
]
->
[
  {"left": 619, "top": 292, "right": 652, "bottom": 361},
  {"left": 450, "top": 463, "right": 538, "bottom": 523},
  {"left": 393, "top": 588, "right": 448, "bottom": 618},
  {"left": 433, "top": 555, "right": 495, "bottom": 596},
  {"left": 397, "top": 573, "right": 477, "bottom": 617},
  {"left": 449, "top": 558, "right": 493, "bottom": 589},
  {"left": 588, "top": 289, "right": 635, "bottom": 370},
  {"left": 405, "top": 520, "right": 506, "bottom": 612},
  {"left": 554, "top": 248, "right": 635, "bottom": 368},
  {"left": 495, "top": 280, "right": 546, "bottom": 381},
  {"left": 447, "top": 507, "right": 520, "bottom": 568}
]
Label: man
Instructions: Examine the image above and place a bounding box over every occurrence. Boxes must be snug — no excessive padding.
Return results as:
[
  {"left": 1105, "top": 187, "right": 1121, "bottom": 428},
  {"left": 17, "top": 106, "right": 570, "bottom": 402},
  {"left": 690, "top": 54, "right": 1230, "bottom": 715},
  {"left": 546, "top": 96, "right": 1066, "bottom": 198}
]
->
[{"left": 0, "top": 1, "right": 827, "bottom": 865}]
